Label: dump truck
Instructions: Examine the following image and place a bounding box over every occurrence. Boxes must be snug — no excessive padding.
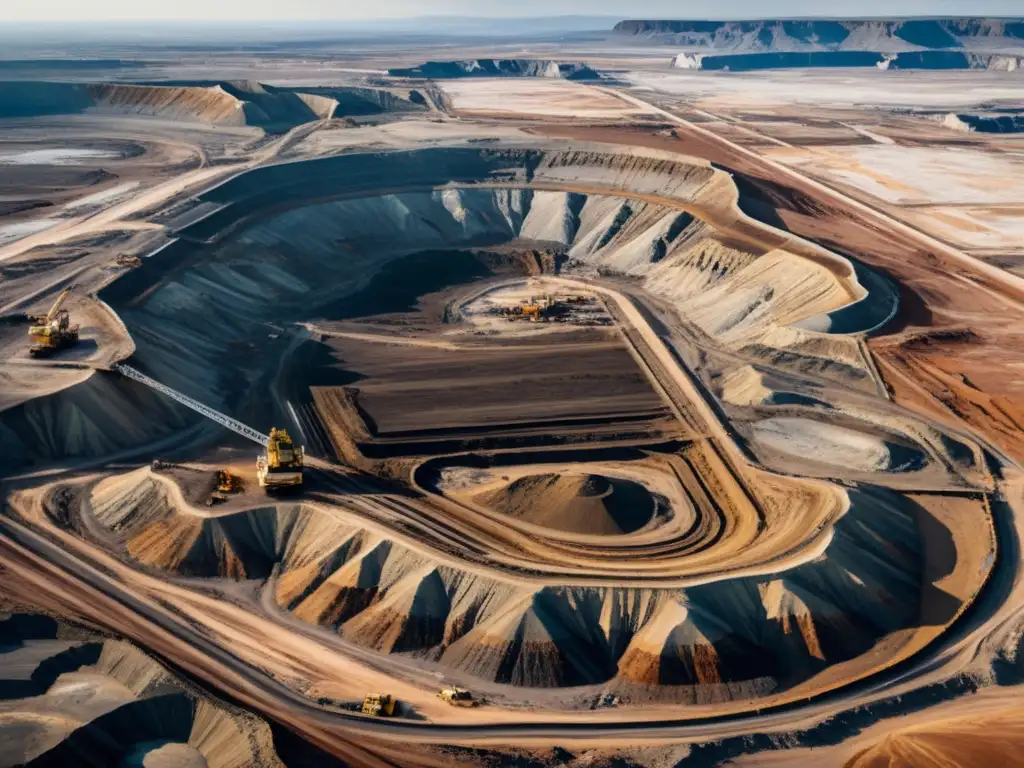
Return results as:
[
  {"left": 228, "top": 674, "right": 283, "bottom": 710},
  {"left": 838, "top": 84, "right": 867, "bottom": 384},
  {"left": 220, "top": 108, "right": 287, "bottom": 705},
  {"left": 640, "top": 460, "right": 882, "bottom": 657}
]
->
[
  {"left": 256, "top": 428, "right": 303, "bottom": 491},
  {"left": 437, "top": 686, "right": 476, "bottom": 706},
  {"left": 28, "top": 286, "right": 79, "bottom": 358},
  {"left": 361, "top": 693, "right": 396, "bottom": 717}
]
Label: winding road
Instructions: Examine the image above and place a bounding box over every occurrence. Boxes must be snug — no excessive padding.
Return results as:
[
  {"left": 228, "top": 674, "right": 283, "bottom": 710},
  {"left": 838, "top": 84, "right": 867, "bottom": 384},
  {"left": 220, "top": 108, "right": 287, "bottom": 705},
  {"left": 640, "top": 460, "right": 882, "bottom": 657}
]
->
[
  {"left": 1, "top": 101, "right": 1021, "bottom": 765},
  {"left": 1, "top": 271, "right": 1017, "bottom": 760}
]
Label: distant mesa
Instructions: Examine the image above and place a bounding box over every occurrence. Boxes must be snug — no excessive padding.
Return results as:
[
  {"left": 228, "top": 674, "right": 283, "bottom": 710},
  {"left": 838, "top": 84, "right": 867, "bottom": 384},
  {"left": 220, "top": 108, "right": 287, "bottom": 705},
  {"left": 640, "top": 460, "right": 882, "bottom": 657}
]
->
[
  {"left": 0, "top": 79, "right": 431, "bottom": 128},
  {"left": 617, "top": 17, "right": 1024, "bottom": 73},
  {"left": 614, "top": 18, "right": 1024, "bottom": 52},
  {"left": 671, "top": 50, "right": 1024, "bottom": 72},
  {"left": 388, "top": 59, "right": 602, "bottom": 80},
  {"left": 0, "top": 58, "right": 150, "bottom": 71}
]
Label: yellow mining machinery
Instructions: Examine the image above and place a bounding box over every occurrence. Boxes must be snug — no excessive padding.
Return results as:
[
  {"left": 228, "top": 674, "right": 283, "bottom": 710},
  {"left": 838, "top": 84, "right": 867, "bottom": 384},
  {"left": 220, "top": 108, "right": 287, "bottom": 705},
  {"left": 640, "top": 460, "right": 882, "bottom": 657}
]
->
[
  {"left": 28, "top": 286, "right": 79, "bottom": 358},
  {"left": 437, "top": 686, "right": 476, "bottom": 706},
  {"left": 361, "top": 693, "right": 397, "bottom": 717},
  {"left": 207, "top": 470, "right": 244, "bottom": 506},
  {"left": 256, "top": 427, "right": 304, "bottom": 491},
  {"left": 217, "top": 470, "right": 244, "bottom": 494},
  {"left": 501, "top": 294, "right": 551, "bottom": 323}
]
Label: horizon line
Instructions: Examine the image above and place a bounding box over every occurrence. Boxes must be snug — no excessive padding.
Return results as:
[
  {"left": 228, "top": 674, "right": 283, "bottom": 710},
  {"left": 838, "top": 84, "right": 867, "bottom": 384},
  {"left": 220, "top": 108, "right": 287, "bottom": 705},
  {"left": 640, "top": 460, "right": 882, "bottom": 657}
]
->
[{"left": 4, "top": 13, "right": 1024, "bottom": 24}]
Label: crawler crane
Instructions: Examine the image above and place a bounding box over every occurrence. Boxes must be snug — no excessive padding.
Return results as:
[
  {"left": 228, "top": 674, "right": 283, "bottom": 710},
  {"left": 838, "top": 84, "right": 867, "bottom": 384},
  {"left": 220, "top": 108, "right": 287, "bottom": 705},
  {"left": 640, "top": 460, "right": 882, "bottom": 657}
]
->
[{"left": 28, "top": 286, "right": 79, "bottom": 358}]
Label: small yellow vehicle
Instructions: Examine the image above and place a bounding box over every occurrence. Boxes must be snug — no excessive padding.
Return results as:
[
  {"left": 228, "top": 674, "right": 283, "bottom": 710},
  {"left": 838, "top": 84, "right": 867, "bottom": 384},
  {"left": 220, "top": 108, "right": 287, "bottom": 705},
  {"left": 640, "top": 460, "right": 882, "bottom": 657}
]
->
[
  {"left": 361, "top": 693, "right": 397, "bottom": 717},
  {"left": 437, "top": 686, "right": 476, "bottom": 706}
]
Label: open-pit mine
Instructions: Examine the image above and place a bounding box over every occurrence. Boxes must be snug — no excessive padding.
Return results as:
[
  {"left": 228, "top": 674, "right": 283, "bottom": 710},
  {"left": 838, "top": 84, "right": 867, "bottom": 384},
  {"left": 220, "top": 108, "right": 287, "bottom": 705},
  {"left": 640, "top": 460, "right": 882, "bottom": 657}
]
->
[{"left": 1, "top": 13, "right": 1023, "bottom": 768}]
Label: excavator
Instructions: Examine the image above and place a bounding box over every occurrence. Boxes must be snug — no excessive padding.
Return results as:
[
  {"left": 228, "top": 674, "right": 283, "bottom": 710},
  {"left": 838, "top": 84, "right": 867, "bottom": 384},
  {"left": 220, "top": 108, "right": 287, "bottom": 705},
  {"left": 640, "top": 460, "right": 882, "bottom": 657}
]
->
[
  {"left": 256, "top": 427, "right": 304, "bottom": 491},
  {"left": 28, "top": 286, "right": 79, "bottom": 358}
]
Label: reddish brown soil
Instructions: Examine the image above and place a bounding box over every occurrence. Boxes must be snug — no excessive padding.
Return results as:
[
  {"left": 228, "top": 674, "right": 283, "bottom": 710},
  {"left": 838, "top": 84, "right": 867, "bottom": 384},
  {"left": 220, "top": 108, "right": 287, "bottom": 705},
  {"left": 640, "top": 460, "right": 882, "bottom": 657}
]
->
[{"left": 533, "top": 122, "right": 1024, "bottom": 464}]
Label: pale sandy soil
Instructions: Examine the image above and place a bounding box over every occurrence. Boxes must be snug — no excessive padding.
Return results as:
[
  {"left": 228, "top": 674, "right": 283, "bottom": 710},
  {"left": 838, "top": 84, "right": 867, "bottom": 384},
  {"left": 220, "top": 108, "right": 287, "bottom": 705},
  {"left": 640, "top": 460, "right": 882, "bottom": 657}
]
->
[
  {"left": 626, "top": 69, "right": 1024, "bottom": 110},
  {"left": 749, "top": 416, "right": 899, "bottom": 472},
  {"left": 898, "top": 203, "right": 1024, "bottom": 251},
  {"left": 459, "top": 277, "right": 607, "bottom": 334},
  {"left": 0, "top": 629, "right": 284, "bottom": 767},
  {"left": 282, "top": 117, "right": 535, "bottom": 159},
  {"left": 0, "top": 165, "right": 227, "bottom": 264},
  {"left": 765, "top": 144, "right": 1024, "bottom": 206},
  {"left": 730, "top": 686, "right": 1024, "bottom": 768},
  {"left": 443, "top": 79, "right": 657, "bottom": 118}
]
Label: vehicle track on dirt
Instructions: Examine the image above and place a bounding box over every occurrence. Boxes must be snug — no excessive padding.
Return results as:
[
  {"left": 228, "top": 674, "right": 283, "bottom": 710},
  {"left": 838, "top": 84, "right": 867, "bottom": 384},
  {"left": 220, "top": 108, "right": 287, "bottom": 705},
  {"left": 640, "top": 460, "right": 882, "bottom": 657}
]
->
[{"left": 0, "top": 274, "right": 1015, "bottom": 760}]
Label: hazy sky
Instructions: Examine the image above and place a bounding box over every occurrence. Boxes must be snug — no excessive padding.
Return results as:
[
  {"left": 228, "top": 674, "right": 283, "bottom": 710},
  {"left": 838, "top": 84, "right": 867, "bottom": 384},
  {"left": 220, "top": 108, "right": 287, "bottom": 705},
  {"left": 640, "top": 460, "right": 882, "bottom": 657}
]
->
[{"left": 2, "top": 0, "right": 1020, "bottom": 22}]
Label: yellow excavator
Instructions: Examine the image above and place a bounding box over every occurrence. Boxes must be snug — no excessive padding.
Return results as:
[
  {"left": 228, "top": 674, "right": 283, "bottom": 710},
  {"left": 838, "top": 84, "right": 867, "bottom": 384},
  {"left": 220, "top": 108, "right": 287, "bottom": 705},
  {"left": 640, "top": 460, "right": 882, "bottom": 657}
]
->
[
  {"left": 256, "top": 427, "right": 304, "bottom": 491},
  {"left": 28, "top": 286, "right": 79, "bottom": 358}
]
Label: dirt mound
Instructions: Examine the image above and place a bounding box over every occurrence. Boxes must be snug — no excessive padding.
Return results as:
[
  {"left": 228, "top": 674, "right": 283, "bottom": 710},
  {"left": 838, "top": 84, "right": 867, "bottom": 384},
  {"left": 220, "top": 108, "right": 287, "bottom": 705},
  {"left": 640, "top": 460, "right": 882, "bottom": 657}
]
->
[
  {"left": 0, "top": 372, "right": 196, "bottom": 474},
  {"left": 441, "top": 589, "right": 614, "bottom": 687},
  {"left": 0, "top": 80, "right": 428, "bottom": 128},
  {"left": 0, "top": 81, "right": 245, "bottom": 124},
  {"left": 616, "top": 599, "right": 773, "bottom": 687},
  {"left": 749, "top": 417, "right": 927, "bottom": 474},
  {"left": 844, "top": 704, "right": 1024, "bottom": 768},
  {"left": 87, "top": 469, "right": 358, "bottom": 580},
  {"left": 0, "top": 615, "right": 283, "bottom": 767},
  {"left": 58, "top": 468, "right": 930, "bottom": 695},
  {"left": 343, "top": 566, "right": 451, "bottom": 653},
  {"left": 474, "top": 472, "right": 656, "bottom": 535}
]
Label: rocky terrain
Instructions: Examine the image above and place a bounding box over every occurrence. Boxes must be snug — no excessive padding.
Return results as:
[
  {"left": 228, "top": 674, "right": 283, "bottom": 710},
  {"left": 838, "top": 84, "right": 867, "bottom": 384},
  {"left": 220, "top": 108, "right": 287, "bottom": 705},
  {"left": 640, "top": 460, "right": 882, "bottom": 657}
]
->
[
  {"left": 617, "top": 17, "right": 1024, "bottom": 72},
  {"left": 0, "top": 613, "right": 285, "bottom": 767},
  {"left": 615, "top": 18, "right": 1024, "bottom": 52},
  {"left": 389, "top": 59, "right": 602, "bottom": 80},
  {"left": 672, "top": 50, "right": 1024, "bottom": 71},
  {"left": 0, "top": 80, "right": 431, "bottom": 128},
  {"left": 0, "top": 22, "right": 1020, "bottom": 768}
]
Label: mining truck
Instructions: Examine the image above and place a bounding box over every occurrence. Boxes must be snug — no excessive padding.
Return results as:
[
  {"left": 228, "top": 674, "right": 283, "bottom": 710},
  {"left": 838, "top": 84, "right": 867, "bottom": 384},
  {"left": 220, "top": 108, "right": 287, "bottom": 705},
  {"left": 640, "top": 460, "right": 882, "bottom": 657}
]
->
[
  {"left": 28, "top": 286, "right": 79, "bottom": 358},
  {"left": 361, "top": 693, "right": 396, "bottom": 717},
  {"left": 256, "top": 428, "right": 304, "bottom": 491},
  {"left": 437, "top": 686, "right": 476, "bottom": 706}
]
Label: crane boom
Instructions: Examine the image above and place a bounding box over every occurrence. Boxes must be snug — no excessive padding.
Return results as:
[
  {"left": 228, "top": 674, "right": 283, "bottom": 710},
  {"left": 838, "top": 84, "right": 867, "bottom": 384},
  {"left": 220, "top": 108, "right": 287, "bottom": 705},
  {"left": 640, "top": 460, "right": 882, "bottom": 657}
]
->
[
  {"left": 112, "top": 363, "right": 270, "bottom": 446},
  {"left": 28, "top": 285, "right": 79, "bottom": 357},
  {"left": 44, "top": 286, "right": 74, "bottom": 321}
]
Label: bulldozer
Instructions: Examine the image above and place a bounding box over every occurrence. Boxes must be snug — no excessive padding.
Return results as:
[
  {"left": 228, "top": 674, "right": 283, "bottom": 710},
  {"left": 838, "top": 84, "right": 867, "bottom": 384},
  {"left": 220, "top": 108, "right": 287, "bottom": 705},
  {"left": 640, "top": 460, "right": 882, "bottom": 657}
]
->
[
  {"left": 256, "top": 427, "right": 303, "bottom": 491},
  {"left": 217, "top": 470, "right": 244, "bottom": 494},
  {"left": 520, "top": 302, "right": 543, "bottom": 322},
  {"left": 207, "top": 469, "right": 244, "bottom": 506},
  {"left": 28, "top": 286, "right": 79, "bottom": 358},
  {"left": 360, "top": 693, "right": 396, "bottom": 717},
  {"left": 437, "top": 686, "right": 476, "bottom": 707}
]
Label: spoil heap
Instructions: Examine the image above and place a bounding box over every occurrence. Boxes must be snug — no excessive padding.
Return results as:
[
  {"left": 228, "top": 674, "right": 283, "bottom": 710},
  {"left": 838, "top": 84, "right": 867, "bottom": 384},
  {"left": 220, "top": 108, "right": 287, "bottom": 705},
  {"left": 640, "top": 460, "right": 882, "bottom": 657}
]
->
[{"left": 474, "top": 473, "right": 656, "bottom": 535}]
